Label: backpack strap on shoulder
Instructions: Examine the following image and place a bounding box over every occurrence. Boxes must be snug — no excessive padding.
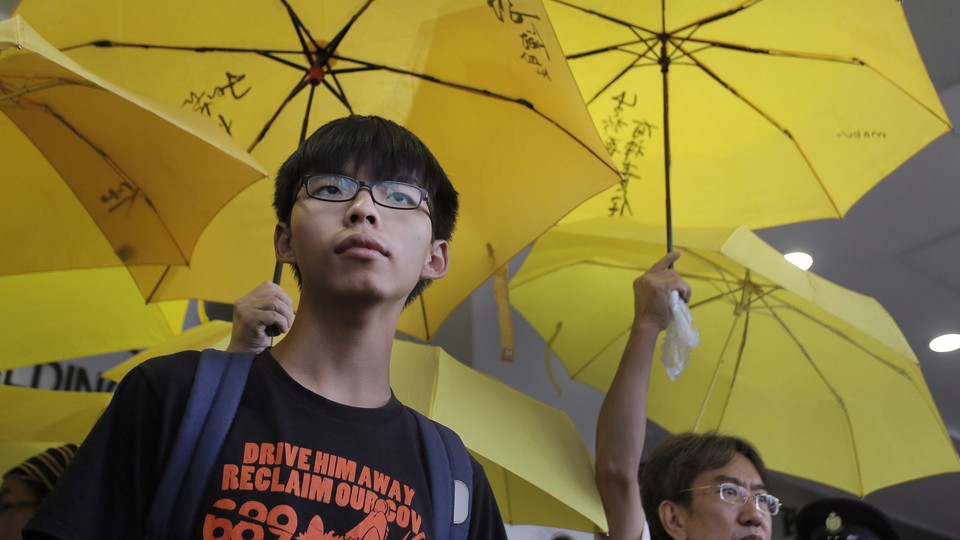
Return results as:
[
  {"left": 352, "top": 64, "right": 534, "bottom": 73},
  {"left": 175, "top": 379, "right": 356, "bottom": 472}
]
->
[
  {"left": 411, "top": 408, "right": 472, "bottom": 540},
  {"left": 146, "top": 349, "right": 255, "bottom": 539}
]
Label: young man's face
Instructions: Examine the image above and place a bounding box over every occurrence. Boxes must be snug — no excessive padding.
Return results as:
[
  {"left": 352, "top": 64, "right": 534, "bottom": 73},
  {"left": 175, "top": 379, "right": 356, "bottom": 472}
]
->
[
  {"left": 276, "top": 167, "right": 448, "bottom": 306},
  {"left": 661, "top": 453, "right": 773, "bottom": 540}
]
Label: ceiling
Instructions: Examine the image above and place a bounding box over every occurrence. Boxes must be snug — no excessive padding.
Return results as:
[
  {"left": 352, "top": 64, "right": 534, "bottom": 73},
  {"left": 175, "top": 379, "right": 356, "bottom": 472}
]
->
[
  {"left": 755, "top": 0, "right": 960, "bottom": 536},
  {"left": 3, "top": 0, "right": 959, "bottom": 537}
]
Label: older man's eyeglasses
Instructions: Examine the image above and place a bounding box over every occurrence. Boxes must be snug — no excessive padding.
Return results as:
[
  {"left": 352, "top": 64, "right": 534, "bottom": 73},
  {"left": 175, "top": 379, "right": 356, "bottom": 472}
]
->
[
  {"left": 679, "top": 482, "right": 782, "bottom": 515},
  {"left": 299, "top": 174, "right": 429, "bottom": 211}
]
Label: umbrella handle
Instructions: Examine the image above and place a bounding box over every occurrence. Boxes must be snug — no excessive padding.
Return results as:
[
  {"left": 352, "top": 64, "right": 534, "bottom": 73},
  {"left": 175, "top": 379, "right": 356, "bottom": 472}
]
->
[{"left": 265, "top": 262, "right": 284, "bottom": 337}]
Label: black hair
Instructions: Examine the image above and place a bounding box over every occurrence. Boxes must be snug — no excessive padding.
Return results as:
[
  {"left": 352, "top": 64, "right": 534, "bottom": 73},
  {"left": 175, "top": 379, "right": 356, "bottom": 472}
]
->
[{"left": 641, "top": 432, "right": 767, "bottom": 540}]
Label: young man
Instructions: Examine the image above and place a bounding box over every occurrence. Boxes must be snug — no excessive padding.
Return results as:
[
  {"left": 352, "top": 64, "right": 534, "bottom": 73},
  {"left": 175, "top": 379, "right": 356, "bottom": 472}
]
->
[
  {"left": 595, "top": 251, "right": 779, "bottom": 540},
  {"left": 25, "top": 115, "right": 507, "bottom": 539}
]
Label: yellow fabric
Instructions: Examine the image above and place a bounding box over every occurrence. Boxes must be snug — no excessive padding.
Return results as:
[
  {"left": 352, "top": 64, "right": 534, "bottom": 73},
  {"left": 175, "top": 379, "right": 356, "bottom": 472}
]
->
[
  {"left": 101, "top": 319, "right": 234, "bottom": 382},
  {"left": 543, "top": 0, "right": 950, "bottom": 230},
  {"left": 0, "top": 16, "right": 267, "bottom": 275},
  {"left": 15, "top": 1, "right": 621, "bottom": 340},
  {"left": 100, "top": 324, "right": 606, "bottom": 532},
  {"left": 0, "top": 385, "right": 110, "bottom": 446},
  {"left": 2, "top": 268, "right": 186, "bottom": 371},
  {"left": 509, "top": 218, "right": 960, "bottom": 496},
  {"left": 391, "top": 340, "right": 605, "bottom": 531}
]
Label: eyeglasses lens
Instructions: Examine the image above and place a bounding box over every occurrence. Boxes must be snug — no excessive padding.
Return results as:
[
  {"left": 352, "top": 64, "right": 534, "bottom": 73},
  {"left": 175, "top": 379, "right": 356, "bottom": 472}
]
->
[
  {"left": 718, "top": 483, "right": 780, "bottom": 515},
  {"left": 305, "top": 175, "right": 424, "bottom": 210}
]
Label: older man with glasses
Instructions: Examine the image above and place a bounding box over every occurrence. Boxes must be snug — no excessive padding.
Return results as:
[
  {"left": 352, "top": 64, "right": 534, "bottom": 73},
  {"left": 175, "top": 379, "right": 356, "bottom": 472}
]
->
[{"left": 595, "top": 251, "right": 779, "bottom": 540}]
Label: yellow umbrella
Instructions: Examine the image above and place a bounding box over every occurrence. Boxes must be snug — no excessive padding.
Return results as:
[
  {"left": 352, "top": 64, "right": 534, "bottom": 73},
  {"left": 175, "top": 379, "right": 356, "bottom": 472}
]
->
[
  {"left": 509, "top": 218, "right": 960, "bottom": 496},
  {"left": 390, "top": 340, "right": 605, "bottom": 532},
  {"left": 101, "top": 319, "right": 235, "bottom": 381},
  {"left": 16, "top": 0, "right": 621, "bottom": 340},
  {"left": 0, "top": 15, "right": 267, "bottom": 275},
  {"left": 102, "top": 323, "right": 607, "bottom": 532},
  {"left": 2, "top": 268, "right": 187, "bottom": 371},
  {"left": 544, "top": 0, "right": 951, "bottom": 248},
  {"left": 0, "top": 384, "right": 111, "bottom": 473},
  {"left": 0, "top": 385, "right": 106, "bottom": 483},
  {"left": 0, "top": 384, "right": 110, "bottom": 444}
]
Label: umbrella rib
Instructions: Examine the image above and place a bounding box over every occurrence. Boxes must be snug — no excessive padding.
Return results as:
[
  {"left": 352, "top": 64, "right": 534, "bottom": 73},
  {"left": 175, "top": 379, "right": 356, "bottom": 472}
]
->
[
  {"left": 670, "top": 44, "right": 843, "bottom": 218},
  {"left": 279, "top": 0, "right": 323, "bottom": 66},
  {"left": 326, "top": 58, "right": 619, "bottom": 174},
  {"left": 567, "top": 39, "right": 662, "bottom": 109},
  {"left": 752, "top": 293, "right": 911, "bottom": 378},
  {"left": 549, "top": 0, "right": 658, "bottom": 36},
  {"left": 694, "top": 303, "right": 749, "bottom": 431},
  {"left": 64, "top": 39, "right": 300, "bottom": 56},
  {"left": 143, "top": 266, "right": 172, "bottom": 304},
  {"left": 686, "top": 286, "right": 742, "bottom": 311},
  {"left": 756, "top": 292, "right": 865, "bottom": 494},
  {"left": 680, "top": 37, "right": 874, "bottom": 67},
  {"left": 584, "top": 55, "right": 656, "bottom": 106},
  {"left": 59, "top": 42, "right": 619, "bottom": 172},
  {"left": 569, "top": 325, "right": 631, "bottom": 381},
  {"left": 300, "top": 82, "right": 318, "bottom": 143},
  {"left": 247, "top": 75, "right": 311, "bottom": 153},
  {"left": 64, "top": 40, "right": 312, "bottom": 75},
  {"left": 417, "top": 294, "right": 431, "bottom": 343},
  {"left": 565, "top": 37, "right": 659, "bottom": 61},
  {"left": 679, "top": 33, "right": 951, "bottom": 126},
  {"left": 671, "top": 0, "right": 764, "bottom": 35},
  {"left": 0, "top": 79, "right": 83, "bottom": 101},
  {"left": 313, "top": 0, "right": 375, "bottom": 68},
  {"left": 568, "top": 285, "right": 743, "bottom": 382},
  {"left": 511, "top": 257, "right": 743, "bottom": 295},
  {"left": 677, "top": 248, "right": 750, "bottom": 294},
  {"left": 739, "top": 283, "right": 947, "bottom": 476},
  {"left": 36, "top": 101, "right": 187, "bottom": 264},
  {"left": 320, "top": 72, "right": 354, "bottom": 113}
]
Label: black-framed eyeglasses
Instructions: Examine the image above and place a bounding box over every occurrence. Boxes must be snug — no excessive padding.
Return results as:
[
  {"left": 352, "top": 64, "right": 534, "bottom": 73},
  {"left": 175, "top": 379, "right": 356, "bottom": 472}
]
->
[
  {"left": 299, "top": 174, "right": 429, "bottom": 211},
  {"left": 679, "top": 482, "right": 781, "bottom": 516}
]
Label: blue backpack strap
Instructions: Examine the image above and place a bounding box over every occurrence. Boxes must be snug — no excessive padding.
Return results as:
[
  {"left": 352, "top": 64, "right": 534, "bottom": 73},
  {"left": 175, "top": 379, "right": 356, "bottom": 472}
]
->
[
  {"left": 146, "top": 349, "right": 255, "bottom": 539},
  {"left": 411, "top": 408, "right": 472, "bottom": 540}
]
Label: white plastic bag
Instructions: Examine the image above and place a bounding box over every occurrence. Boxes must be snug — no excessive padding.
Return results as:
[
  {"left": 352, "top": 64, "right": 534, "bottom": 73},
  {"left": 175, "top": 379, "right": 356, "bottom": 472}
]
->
[{"left": 661, "top": 290, "right": 699, "bottom": 381}]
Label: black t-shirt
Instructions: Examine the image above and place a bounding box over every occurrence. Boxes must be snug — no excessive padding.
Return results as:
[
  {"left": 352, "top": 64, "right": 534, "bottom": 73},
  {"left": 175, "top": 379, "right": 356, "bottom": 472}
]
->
[{"left": 25, "top": 350, "right": 507, "bottom": 540}]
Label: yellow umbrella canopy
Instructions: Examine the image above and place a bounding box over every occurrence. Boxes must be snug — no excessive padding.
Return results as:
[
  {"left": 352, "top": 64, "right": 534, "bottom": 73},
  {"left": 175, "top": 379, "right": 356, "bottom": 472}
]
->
[
  {"left": 0, "top": 16, "right": 267, "bottom": 274},
  {"left": 0, "top": 384, "right": 110, "bottom": 444},
  {"left": 102, "top": 324, "right": 606, "bottom": 532},
  {"left": 544, "top": 0, "right": 951, "bottom": 246},
  {"left": 0, "top": 386, "right": 105, "bottom": 487},
  {"left": 390, "top": 340, "right": 605, "bottom": 532},
  {"left": 509, "top": 218, "right": 960, "bottom": 496},
  {"left": 0, "top": 384, "right": 111, "bottom": 473},
  {"left": 16, "top": 0, "right": 621, "bottom": 340},
  {"left": 2, "top": 268, "right": 187, "bottom": 371},
  {"left": 101, "top": 319, "right": 235, "bottom": 382}
]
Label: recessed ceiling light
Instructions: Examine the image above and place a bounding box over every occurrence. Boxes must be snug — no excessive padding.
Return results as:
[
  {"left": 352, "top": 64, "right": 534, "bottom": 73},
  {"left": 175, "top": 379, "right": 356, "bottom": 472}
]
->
[
  {"left": 784, "top": 252, "right": 813, "bottom": 271},
  {"left": 929, "top": 334, "right": 960, "bottom": 353}
]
